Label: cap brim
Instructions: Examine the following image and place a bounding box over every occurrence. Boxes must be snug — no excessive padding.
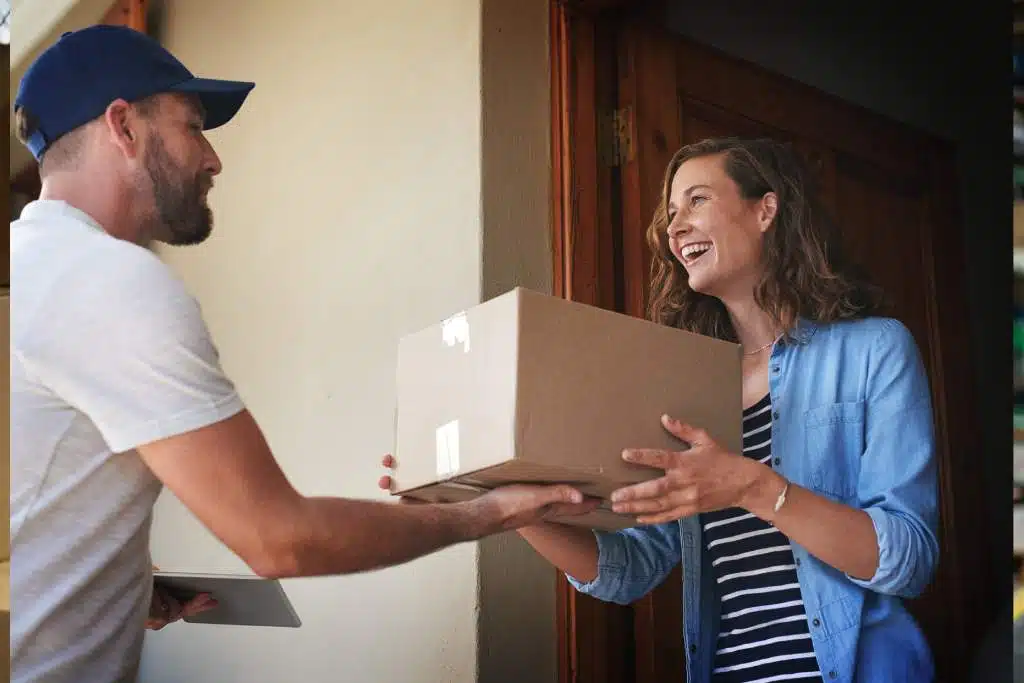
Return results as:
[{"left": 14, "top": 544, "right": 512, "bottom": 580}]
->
[{"left": 169, "top": 77, "right": 255, "bottom": 130}]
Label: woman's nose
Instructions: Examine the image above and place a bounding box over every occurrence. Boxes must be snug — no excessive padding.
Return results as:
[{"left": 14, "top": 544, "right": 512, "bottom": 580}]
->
[{"left": 667, "top": 217, "right": 690, "bottom": 239}]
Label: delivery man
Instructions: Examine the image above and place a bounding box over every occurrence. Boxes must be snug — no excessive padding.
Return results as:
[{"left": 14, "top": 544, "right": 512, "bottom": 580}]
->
[{"left": 10, "top": 25, "right": 594, "bottom": 683}]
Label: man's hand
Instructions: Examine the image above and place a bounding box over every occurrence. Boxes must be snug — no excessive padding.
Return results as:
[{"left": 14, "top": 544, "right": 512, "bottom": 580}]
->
[
  {"left": 470, "top": 483, "right": 601, "bottom": 532},
  {"left": 145, "top": 584, "right": 218, "bottom": 631},
  {"left": 378, "top": 453, "right": 600, "bottom": 534}
]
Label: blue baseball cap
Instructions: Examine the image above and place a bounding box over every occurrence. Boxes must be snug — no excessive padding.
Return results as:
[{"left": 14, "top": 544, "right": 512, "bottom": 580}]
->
[{"left": 15, "top": 24, "right": 255, "bottom": 161}]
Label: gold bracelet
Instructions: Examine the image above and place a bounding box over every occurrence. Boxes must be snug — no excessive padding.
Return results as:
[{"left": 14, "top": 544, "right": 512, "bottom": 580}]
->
[{"left": 773, "top": 480, "right": 790, "bottom": 515}]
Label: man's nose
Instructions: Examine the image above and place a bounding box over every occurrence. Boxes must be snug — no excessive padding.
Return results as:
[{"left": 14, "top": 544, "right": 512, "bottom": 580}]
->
[{"left": 202, "top": 137, "right": 223, "bottom": 176}]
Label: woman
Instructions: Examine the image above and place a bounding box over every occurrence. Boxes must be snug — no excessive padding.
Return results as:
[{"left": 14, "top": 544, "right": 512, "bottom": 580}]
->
[{"left": 382, "top": 137, "right": 939, "bottom": 682}]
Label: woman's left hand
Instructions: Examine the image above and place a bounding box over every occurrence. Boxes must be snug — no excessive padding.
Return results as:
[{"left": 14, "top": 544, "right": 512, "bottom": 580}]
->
[{"left": 610, "top": 415, "right": 774, "bottom": 524}]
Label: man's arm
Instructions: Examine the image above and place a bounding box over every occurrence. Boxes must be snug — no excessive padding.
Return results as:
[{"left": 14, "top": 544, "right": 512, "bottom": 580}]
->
[
  {"left": 138, "top": 410, "right": 589, "bottom": 578},
  {"left": 29, "top": 251, "right": 590, "bottom": 577}
]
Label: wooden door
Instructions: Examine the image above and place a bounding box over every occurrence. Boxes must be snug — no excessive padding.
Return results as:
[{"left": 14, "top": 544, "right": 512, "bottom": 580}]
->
[
  {"left": 552, "top": 10, "right": 993, "bottom": 683},
  {"left": 618, "top": 23, "right": 990, "bottom": 683}
]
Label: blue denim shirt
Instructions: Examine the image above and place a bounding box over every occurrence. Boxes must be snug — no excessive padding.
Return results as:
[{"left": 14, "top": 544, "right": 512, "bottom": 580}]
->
[{"left": 567, "top": 317, "right": 939, "bottom": 683}]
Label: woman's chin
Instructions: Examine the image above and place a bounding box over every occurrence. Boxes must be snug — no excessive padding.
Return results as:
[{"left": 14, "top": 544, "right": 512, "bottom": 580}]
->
[{"left": 686, "top": 275, "right": 714, "bottom": 296}]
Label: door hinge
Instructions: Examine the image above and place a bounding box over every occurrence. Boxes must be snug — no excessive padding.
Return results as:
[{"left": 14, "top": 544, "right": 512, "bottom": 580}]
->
[{"left": 599, "top": 106, "right": 634, "bottom": 167}]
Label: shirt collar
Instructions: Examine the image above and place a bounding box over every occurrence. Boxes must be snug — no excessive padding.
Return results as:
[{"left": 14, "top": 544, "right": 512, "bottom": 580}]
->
[
  {"left": 789, "top": 317, "right": 819, "bottom": 344},
  {"left": 18, "top": 199, "right": 105, "bottom": 233}
]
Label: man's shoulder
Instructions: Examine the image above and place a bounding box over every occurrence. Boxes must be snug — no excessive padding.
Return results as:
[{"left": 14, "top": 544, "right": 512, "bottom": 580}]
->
[
  {"left": 13, "top": 224, "right": 201, "bottom": 356},
  {"left": 16, "top": 222, "right": 190, "bottom": 307}
]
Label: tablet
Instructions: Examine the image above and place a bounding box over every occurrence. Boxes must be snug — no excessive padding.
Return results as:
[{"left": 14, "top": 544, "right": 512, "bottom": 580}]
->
[{"left": 153, "top": 571, "right": 302, "bottom": 628}]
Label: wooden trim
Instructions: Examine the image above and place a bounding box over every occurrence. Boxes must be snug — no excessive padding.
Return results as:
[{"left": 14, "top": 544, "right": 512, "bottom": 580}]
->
[
  {"left": 918, "top": 143, "right": 996, "bottom": 682},
  {"left": 10, "top": 164, "right": 40, "bottom": 203},
  {"left": 616, "top": 23, "right": 681, "bottom": 320},
  {"left": 550, "top": 3, "right": 637, "bottom": 682},
  {"left": 551, "top": 5, "right": 615, "bottom": 311},
  {"left": 102, "top": 0, "right": 147, "bottom": 31},
  {"left": 673, "top": 36, "right": 936, "bottom": 180},
  {"left": 551, "top": 0, "right": 570, "bottom": 302}
]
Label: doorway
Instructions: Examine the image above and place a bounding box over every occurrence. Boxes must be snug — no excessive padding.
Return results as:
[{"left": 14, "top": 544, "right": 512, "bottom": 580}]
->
[{"left": 550, "top": 3, "right": 994, "bottom": 682}]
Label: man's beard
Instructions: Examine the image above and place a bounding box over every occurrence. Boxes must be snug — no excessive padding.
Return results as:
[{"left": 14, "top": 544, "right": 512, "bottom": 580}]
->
[{"left": 143, "top": 134, "right": 213, "bottom": 246}]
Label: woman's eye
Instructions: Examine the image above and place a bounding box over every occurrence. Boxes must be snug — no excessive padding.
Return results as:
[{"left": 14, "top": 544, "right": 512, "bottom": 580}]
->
[{"left": 690, "top": 195, "right": 707, "bottom": 207}]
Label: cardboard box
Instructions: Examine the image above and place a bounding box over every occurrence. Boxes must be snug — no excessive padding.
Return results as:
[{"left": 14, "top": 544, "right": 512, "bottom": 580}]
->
[{"left": 392, "top": 287, "right": 742, "bottom": 530}]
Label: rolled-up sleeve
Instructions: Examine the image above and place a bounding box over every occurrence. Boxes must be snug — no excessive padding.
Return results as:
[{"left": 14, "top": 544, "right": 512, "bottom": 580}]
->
[
  {"left": 566, "top": 522, "right": 681, "bottom": 605},
  {"left": 848, "top": 320, "right": 939, "bottom": 598}
]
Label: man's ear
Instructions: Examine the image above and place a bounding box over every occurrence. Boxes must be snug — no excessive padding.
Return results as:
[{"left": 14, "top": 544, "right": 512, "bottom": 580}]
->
[
  {"left": 758, "top": 192, "right": 778, "bottom": 233},
  {"left": 102, "top": 99, "right": 142, "bottom": 158}
]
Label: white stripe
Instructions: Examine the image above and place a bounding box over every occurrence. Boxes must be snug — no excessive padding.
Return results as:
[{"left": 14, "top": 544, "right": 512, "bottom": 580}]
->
[
  {"left": 745, "top": 402, "right": 772, "bottom": 419},
  {"left": 718, "top": 614, "right": 807, "bottom": 638},
  {"left": 714, "top": 652, "right": 818, "bottom": 674},
  {"left": 703, "top": 512, "right": 754, "bottom": 531},
  {"left": 722, "top": 582, "right": 801, "bottom": 602},
  {"left": 743, "top": 421, "right": 772, "bottom": 438},
  {"left": 718, "top": 564, "right": 796, "bottom": 584},
  {"left": 722, "top": 599, "right": 805, "bottom": 621},
  {"left": 744, "top": 437, "right": 772, "bottom": 452},
  {"left": 713, "top": 545, "right": 792, "bottom": 566},
  {"left": 732, "top": 672, "right": 822, "bottom": 683},
  {"left": 715, "top": 632, "right": 812, "bottom": 656},
  {"left": 759, "top": 453, "right": 772, "bottom": 464},
  {"left": 707, "top": 527, "right": 778, "bottom": 549}
]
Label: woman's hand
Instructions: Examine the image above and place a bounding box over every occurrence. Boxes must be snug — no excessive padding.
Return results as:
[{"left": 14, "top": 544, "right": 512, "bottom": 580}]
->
[{"left": 609, "top": 415, "right": 780, "bottom": 524}]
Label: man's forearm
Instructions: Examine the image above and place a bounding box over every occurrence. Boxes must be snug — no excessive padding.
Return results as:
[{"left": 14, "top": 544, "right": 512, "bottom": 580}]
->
[{"left": 262, "top": 497, "right": 493, "bottom": 578}]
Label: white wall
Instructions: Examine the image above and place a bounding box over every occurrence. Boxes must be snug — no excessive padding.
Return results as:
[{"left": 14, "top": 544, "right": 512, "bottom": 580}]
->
[{"left": 141, "top": 1, "right": 553, "bottom": 681}]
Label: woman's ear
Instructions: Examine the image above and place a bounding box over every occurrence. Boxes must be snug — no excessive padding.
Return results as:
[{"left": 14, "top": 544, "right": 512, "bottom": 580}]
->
[{"left": 758, "top": 192, "right": 778, "bottom": 233}]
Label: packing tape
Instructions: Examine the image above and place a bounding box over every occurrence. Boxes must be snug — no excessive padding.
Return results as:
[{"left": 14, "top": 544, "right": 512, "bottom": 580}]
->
[
  {"left": 441, "top": 311, "right": 471, "bottom": 352},
  {"left": 436, "top": 419, "right": 460, "bottom": 477}
]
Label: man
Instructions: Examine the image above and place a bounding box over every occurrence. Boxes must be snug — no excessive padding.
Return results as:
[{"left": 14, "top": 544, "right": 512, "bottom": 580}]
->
[{"left": 10, "top": 25, "right": 594, "bottom": 683}]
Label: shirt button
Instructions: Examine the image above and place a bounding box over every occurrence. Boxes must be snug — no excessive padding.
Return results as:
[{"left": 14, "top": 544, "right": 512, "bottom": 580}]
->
[
  {"left": 812, "top": 618, "right": 821, "bottom": 627},
  {"left": 795, "top": 558, "right": 802, "bottom": 567},
  {"left": 773, "top": 457, "right": 781, "bottom": 466},
  {"left": 771, "top": 366, "right": 780, "bottom": 373},
  {"left": 772, "top": 411, "right": 780, "bottom": 419},
  {"left": 689, "top": 644, "right": 697, "bottom": 654},
  {"left": 829, "top": 671, "right": 837, "bottom": 679}
]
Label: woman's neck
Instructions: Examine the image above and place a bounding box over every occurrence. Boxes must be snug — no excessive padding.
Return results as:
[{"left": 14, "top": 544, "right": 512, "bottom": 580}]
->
[{"left": 722, "top": 294, "right": 780, "bottom": 353}]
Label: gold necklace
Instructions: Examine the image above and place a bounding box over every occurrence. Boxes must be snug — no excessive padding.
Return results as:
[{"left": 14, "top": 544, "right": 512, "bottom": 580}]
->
[{"left": 742, "top": 334, "right": 782, "bottom": 357}]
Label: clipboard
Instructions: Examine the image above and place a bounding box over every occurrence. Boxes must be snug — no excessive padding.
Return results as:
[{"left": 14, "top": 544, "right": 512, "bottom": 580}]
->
[{"left": 153, "top": 571, "right": 302, "bottom": 628}]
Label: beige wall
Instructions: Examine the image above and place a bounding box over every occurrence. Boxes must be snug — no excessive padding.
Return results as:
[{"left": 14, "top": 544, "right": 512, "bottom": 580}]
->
[{"left": 141, "top": 1, "right": 553, "bottom": 682}]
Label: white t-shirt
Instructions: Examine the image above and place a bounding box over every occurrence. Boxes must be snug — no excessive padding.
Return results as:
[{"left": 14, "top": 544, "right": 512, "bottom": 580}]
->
[{"left": 10, "top": 200, "right": 245, "bottom": 683}]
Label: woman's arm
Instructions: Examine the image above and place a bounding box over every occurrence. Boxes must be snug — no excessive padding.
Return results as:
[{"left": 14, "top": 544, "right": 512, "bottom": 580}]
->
[
  {"left": 517, "top": 522, "right": 599, "bottom": 583},
  {"left": 611, "top": 320, "right": 939, "bottom": 597},
  {"left": 739, "top": 470, "right": 878, "bottom": 580},
  {"left": 518, "top": 520, "right": 683, "bottom": 606}
]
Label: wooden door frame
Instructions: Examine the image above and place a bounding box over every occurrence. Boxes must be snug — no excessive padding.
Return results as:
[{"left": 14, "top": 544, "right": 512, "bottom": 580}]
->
[
  {"left": 550, "top": 7, "right": 995, "bottom": 683},
  {"left": 550, "top": 3, "right": 637, "bottom": 680}
]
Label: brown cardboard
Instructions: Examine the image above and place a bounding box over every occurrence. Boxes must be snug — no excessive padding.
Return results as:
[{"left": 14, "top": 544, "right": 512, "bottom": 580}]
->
[{"left": 392, "top": 287, "right": 742, "bottom": 531}]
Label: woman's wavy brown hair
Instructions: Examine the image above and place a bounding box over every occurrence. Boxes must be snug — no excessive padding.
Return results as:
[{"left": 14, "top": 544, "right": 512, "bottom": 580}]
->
[{"left": 646, "top": 137, "right": 885, "bottom": 342}]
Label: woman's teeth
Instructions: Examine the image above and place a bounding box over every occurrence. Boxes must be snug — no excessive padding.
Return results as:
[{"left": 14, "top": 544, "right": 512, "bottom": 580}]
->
[{"left": 681, "top": 242, "right": 712, "bottom": 263}]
